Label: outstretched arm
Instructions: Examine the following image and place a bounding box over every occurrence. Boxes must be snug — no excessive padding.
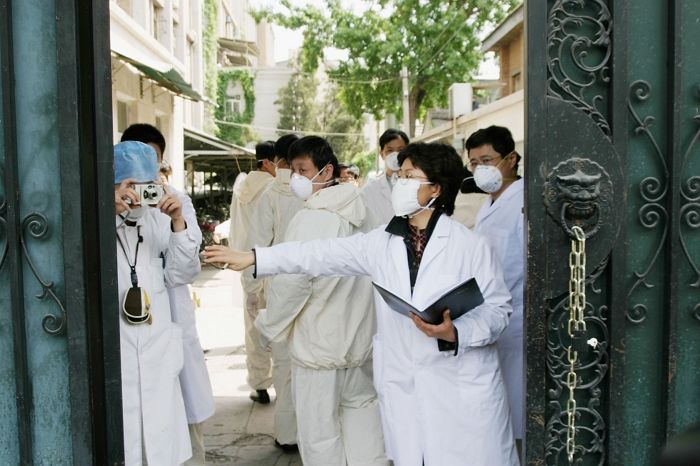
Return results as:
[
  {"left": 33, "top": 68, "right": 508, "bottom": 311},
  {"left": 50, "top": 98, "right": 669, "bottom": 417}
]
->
[
  {"left": 202, "top": 245, "right": 255, "bottom": 270},
  {"left": 202, "top": 231, "right": 376, "bottom": 278}
]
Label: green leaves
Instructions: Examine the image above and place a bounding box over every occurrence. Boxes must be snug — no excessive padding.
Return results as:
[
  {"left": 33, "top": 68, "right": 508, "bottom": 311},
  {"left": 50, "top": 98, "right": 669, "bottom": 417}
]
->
[{"left": 254, "top": 0, "right": 520, "bottom": 135}]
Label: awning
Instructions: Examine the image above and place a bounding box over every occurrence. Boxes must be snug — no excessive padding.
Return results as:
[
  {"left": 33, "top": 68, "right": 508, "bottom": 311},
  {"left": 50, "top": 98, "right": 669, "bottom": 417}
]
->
[
  {"left": 113, "top": 52, "right": 203, "bottom": 102},
  {"left": 184, "top": 126, "right": 255, "bottom": 172}
]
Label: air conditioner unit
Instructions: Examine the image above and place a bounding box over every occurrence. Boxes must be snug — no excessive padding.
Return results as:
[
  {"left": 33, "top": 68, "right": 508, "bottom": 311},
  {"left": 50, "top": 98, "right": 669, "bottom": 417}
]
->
[{"left": 448, "top": 83, "right": 473, "bottom": 119}]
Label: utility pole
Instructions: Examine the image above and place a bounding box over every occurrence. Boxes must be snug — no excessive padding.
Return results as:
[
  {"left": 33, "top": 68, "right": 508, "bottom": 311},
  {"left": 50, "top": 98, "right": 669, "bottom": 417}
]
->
[{"left": 401, "top": 66, "right": 410, "bottom": 137}]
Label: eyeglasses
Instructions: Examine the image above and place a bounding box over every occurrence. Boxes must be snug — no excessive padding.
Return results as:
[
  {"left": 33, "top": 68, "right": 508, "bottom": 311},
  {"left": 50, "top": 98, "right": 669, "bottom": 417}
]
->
[
  {"left": 397, "top": 170, "right": 430, "bottom": 182},
  {"left": 467, "top": 155, "right": 503, "bottom": 170}
]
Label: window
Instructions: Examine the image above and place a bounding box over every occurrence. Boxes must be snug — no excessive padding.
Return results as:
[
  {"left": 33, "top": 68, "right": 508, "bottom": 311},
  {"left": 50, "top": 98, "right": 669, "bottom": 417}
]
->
[
  {"left": 225, "top": 96, "right": 242, "bottom": 116},
  {"left": 511, "top": 71, "right": 522, "bottom": 92},
  {"left": 225, "top": 81, "right": 246, "bottom": 116},
  {"left": 117, "top": 101, "right": 131, "bottom": 133},
  {"left": 151, "top": 1, "right": 163, "bottom": 40},
  {"left": 116, "top": 0, "right": 131, "bottom": 14}
]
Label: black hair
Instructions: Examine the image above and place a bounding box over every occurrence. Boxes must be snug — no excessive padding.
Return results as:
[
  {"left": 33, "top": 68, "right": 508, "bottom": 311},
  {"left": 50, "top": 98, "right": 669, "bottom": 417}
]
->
[
  {"left": 339, "top": 163, "right": 360, "bottom": 178},
  {"left": 288, "top": 136, "right": 340, "bottom": 177},
  {"left": 397, "top": 143, "right": 463, "bottom": 216},
  {"left": 379, "top": 128, "right": 409, "bottom": 150},
  {"left": 273, "top": 134, "right": 300, "bottom": 162},
  {"left": 465, "top": 125, "right": 520, "bottom": 172},
  {"left": 121, "top": 123, "right": 166, "bottom": 155},
  {"left": 255, "top": 140, "right": 276, "bottom": 163}
]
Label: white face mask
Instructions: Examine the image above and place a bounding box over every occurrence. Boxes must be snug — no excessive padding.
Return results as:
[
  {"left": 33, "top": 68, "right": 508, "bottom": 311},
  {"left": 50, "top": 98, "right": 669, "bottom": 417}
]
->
[
  {"left": 391, "top": 178, "right": 436, "bottom": 217},
  {"left": 473, "top": 164, "right": 503, "bottom": 193},
  {"left": 289, "top": 166, "right": 332, "bottom": 200},
  {"left": 126, "top": 206, "right": 147, "bottom": 220},
  {"left": 384, "top": 151, "right": 401, "bottom": 171}
]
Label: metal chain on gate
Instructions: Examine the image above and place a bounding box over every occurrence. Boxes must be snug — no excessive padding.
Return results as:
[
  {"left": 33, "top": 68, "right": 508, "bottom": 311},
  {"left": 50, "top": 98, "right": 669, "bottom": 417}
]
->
[{"left": 566, "top": 225, "right": 587, "bottom": 463}]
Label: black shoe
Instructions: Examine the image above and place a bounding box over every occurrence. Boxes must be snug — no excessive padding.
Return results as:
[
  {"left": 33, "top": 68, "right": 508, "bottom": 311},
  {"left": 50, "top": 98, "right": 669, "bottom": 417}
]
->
[
  {"left": 275, "top": 439, "right": 299, "bottom": 453},
  {"left": 249, "top": 389, "right": 270, "bottom": 404}
]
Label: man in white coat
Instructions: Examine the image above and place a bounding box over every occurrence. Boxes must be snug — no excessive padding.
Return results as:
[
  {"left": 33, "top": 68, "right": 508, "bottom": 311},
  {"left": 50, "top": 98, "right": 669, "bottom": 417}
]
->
[
  {"left": 229, "top": 141, "right": 276, "bottom": 403},
  {"left": 121, "top": 124, "right": 215, "bottom": 465},
  {"left": 361, "top": 129, "right": 409, "bottom": 228},
  {"left": 254, "top": 134, "right": 303, "bottom": 451},
  {"left": 113, "top": 141, "right": 200, "bottom": 466},
  {"left": 467, "top": 126, "right": 525, "bottom": 457},
  {"left": 204, "top": 142, "right": 518, "bottom": 466},
  {"left": 253, "top": 136, "right": 388, "bottom": 466}
]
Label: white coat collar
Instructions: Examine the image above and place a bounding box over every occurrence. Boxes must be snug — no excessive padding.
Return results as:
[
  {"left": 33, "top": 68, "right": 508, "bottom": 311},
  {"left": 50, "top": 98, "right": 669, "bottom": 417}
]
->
[{"left": 477, "top": 178, "right": 524, "bottom": 224}]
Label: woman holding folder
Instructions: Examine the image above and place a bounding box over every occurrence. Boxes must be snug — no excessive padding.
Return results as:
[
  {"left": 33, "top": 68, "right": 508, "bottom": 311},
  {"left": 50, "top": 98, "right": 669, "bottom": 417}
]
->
[{"left": 205, "top": 142, "right": 518, "bottom": 466}]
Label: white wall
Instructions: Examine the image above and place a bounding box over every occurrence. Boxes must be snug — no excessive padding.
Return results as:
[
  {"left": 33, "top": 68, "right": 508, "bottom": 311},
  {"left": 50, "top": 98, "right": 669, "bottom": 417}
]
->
[{"left": 251, "top": 65, "right": 295, "bottom": 141}]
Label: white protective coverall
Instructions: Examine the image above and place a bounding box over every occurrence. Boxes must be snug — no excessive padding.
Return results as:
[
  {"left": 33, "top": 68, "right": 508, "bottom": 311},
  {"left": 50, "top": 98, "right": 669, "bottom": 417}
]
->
[
  {"left": 168, "top": 187, "right": 215, "bottom": 465},
  {"left": 255, "top": 213, "right": 518, "bottom": 466},
  {"left": 474, "top": 178, "right": 525, "bottom": 440},
  {"left": 116, "top": 208, "right": 201, "bottom": 466},
  {"left": 254, "top": 167, "right": 304, "bottom": 445},
  {"left": 229, "top": 170, "right": 275, "bottom": 390},
  {"left": 360, "top": 173, "right": 394, "bottom": 229},
  {"left": 254, "top": 183, "right": 388, "bottom": 466}
]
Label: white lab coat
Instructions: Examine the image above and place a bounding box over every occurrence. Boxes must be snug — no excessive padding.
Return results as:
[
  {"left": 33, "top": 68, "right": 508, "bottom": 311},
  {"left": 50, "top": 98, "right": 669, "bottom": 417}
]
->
[
  {"left": 474, "top": 179, "right": 525, "bottom": 439},
  {"left": 255, "top": 213, "right": 518, "bottom": 466},
  {"left": 229, "top": 170, "right": 275, "bottom": 389},
  {"left": 116, "top": 209, "right": 200, "bottom": 466},
  {"left": 360, "top": 173, "right": 394, "bottom": 229},
  {"left": 256, "top": 183, "right": 387, "bottom": 465},
  {"left": 168, "top": 186, "right": 215, "bottom": 425}
]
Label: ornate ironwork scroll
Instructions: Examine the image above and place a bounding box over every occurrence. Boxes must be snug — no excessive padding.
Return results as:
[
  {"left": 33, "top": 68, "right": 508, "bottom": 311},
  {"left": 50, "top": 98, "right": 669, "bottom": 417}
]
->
[
  {"left": 20, "top": 212, "right": 67, "bottom": 335},
  {"left": 543, "top": 157, "right": 614, "bottom": 240},
  {"left": 680, "top": 84, "right": 700, "bottom": 320},
  {"left": 626, "top": 80, "right": 669, "bottom": 324},
  {"left": 547, "top": 0, "right": 613, "bottom": 137},
  {"left": 545, "top": 265, "right": 609, "bottom": 465}
]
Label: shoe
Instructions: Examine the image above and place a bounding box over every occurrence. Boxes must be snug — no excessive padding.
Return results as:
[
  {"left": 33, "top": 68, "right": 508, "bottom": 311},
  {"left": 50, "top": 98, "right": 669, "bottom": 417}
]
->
[
  {"left": 249, "top": 389, "right": 270, "bottom": 404},
  {"left": 275, "top": 439, "right": 299, "bottom": 453}
]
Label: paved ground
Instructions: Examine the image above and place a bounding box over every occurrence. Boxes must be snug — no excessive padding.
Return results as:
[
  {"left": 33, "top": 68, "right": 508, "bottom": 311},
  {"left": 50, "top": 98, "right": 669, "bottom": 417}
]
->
[{"left": 191, "top": 266, "right": 302, "bottom": 466}]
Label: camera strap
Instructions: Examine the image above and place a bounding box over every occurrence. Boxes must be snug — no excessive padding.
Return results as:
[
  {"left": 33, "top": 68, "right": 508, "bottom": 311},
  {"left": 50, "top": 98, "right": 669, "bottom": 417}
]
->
[{"left": 116, "top": 225, "right": 143, "bottom": 287}]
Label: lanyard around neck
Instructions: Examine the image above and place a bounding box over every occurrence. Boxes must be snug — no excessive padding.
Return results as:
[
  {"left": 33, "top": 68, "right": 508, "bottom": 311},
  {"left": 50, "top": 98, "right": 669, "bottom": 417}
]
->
[{"left": 116, "top": 225, "right": 142, "bottom": 288}]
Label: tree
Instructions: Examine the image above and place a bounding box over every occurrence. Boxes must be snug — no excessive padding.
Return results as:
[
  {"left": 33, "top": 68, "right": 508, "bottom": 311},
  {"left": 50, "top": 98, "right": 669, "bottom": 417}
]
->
[
  {"left": 275, "top": 68, "right": 318, "bottom": 134},
  {"left": 275, "top": 63, "right": 365, "bottom": 161},
  {"left": 254, "top": 0, "right": 519, "bottom": 137}
]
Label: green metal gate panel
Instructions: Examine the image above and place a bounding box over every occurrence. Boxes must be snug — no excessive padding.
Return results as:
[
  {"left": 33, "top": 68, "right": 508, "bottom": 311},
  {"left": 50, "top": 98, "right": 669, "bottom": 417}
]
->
[
  {"left": 0, "top": 14, "right": 20, "bottom": 462},
  {"left": 526, "top": 1, "right": 700, "bottom": 465},
  {"left": 1, "top": 0, "right": 124, "bottom": 464},
  {"left": 667, "top": 1, "right": 700, "bottom": 437}
]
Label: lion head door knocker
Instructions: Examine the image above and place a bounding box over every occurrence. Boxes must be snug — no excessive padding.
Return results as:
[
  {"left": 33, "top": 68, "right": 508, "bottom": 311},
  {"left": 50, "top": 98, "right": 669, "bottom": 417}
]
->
[{"left": 543, "top": 157, "right": 613, "bottom": 239}]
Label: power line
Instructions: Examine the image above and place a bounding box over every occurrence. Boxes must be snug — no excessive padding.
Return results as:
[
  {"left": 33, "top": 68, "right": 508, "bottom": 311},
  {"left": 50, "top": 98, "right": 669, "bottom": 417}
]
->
[{"left": 214, "top": 119, "right": 364, "bottom": 137}]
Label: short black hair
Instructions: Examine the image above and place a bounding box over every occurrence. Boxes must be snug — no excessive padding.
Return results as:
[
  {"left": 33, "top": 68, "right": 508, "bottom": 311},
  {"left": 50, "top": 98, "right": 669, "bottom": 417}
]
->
[
  {"left": 274, "top": 134, "right": 300, "bottom": 162},
  {"left": 465, "top": 125, "right": 520, "bottom": 172},
  {"left": 121, "top": 123, "right": 166, "bottom": 155},
  {"left": 397, "top": 143, "right": 463, "bottom": 216},
  {"left": 339, "top": 163, "right": 360, "bottom": 178},
  {"left": 464, "top": 125, "right": 514, "bottom": 156},
  {"left": 379, "top": 128, "right": 409, "bottom": 150},
  {"left": 288, "top": 136, "right": 340, "bottom": 177},
  {"left": 255, "top": 140, "right": 276, "bottom": 163}
]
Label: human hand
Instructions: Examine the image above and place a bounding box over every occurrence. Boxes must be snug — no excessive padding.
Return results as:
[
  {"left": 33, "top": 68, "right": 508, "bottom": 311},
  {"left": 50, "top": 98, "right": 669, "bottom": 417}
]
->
[
  {"left": 202, "top": 245, "right": 255, "bottom": 271},
  {"left": 157, "top": 188, "right": 185, "bottom": 230},
  {"left": 410, "top": 309, "right": 456, "bottom": 342},
  {"left": 115, "top": 178, "right": 139, "bottom": 215}
]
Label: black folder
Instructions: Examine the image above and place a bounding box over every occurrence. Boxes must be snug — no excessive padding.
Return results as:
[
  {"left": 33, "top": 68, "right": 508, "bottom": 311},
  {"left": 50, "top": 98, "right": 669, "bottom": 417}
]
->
[{"left": 372, "top": 278, "right": 484, "bottom": 325}]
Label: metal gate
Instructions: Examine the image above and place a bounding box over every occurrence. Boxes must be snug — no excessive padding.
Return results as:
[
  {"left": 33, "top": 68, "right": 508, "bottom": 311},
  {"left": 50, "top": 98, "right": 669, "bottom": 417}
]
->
[
  {"left": 1, "top": 0, "right": 123, "bottom": 464},
  {"left": 526, "top": 1, "right": 700, "bottom": 465}
]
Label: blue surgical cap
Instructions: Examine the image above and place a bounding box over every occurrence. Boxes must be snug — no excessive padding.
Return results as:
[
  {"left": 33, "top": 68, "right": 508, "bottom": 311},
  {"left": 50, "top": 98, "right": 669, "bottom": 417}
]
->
[{"left": 114, "top": 141, "right": 159, "bottom": 184}]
